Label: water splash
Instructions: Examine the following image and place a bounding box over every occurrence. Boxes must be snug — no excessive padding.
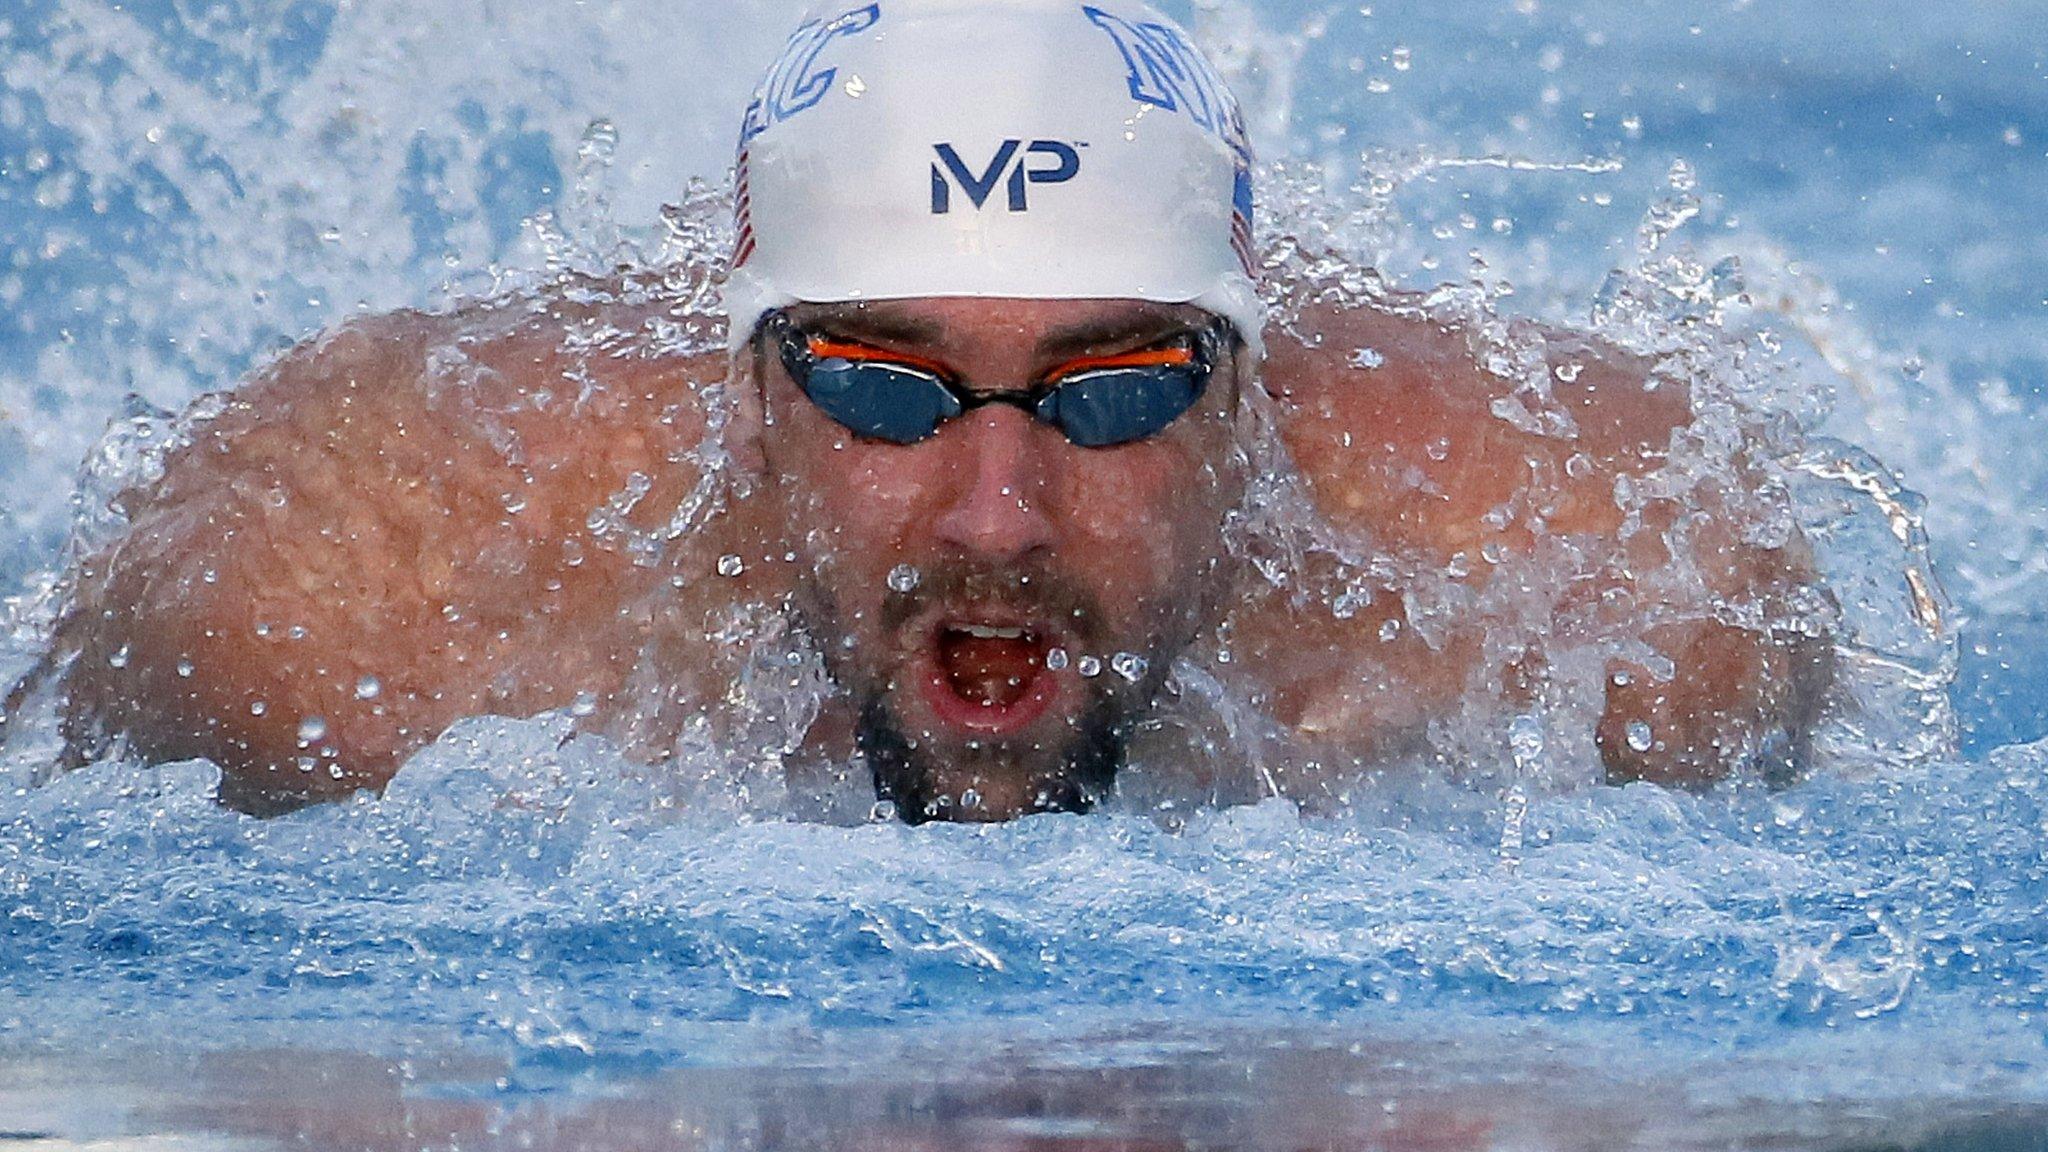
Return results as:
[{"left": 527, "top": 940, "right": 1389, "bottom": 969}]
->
[{"left": 0, "top": 0, "right": 2041, "bottom": 1137}]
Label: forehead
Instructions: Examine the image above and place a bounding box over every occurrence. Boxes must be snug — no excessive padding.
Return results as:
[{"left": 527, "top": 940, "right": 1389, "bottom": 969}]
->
[{"left": 783, "top": 297, "right": 1214, "bottom": 360}]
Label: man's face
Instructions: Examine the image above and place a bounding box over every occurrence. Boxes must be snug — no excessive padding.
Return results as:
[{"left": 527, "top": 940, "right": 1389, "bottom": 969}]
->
[{"left": 752, "top": 297, "right": 1248, "bottom": 822}]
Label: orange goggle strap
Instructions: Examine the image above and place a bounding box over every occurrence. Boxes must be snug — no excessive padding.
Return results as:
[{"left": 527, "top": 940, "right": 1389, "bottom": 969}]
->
[
  {"left": 805, "top": 338, "right": 954, "bottom": 379},
  {"left": 1049, "top": 346, "right": 1196, "bottom": 376}
]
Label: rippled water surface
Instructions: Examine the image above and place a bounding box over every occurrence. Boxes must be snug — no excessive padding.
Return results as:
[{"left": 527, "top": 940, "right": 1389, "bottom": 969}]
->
[{"left": 3, "top": 1, "right": 2046, "bottom": 1148}]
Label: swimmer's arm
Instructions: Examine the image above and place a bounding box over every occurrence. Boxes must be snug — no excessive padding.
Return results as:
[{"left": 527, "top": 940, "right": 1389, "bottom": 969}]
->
[
  {"left": 1254, "top": 298, "right": 1831, "bottom": 786},
  {"left": 1591, "top": 490, "right": 1833, "bottom": 787},
  {"left": 1502, "top": 325, "right": 1834, "bottom": 785},
  {"left": 43, "top": 287, "right": 735, "bottom": 813}
]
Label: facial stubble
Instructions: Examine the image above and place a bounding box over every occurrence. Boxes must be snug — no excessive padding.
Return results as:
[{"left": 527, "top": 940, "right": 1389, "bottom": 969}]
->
[{"left": 796, "top": 560, "right": 1187, "bottom": 823}]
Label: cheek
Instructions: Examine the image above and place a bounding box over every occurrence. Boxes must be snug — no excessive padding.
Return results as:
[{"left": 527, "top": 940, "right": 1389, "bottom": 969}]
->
[
  {"left": 773, "top": 423, "right": 941, "bottom": 586},
  {"left": 1055, "top": 439, "right": 1229, "bottom": 592}
]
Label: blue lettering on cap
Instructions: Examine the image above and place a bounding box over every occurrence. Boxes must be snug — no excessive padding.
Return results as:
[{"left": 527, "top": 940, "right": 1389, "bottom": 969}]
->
[
  {"left": 1081, "top": 6, "right": 1255, "bottom": 240},
  {"left": 738, "top": 3, "right": 882, "bottom": 152},
  {"left": 1081, "top": 8, "right": 1230, "bottom": 136},
  {"left": 933, "top": 140, "right": 1085, "bottom": 214}
]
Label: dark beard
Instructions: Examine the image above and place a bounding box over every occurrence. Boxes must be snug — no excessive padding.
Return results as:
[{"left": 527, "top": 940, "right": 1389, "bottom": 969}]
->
[
  {"left": 857, "top": 695, "right": 1128, "bottom": 824},
  {"left": 792, "top": 553, "right": 1192, "bottom": 824}
]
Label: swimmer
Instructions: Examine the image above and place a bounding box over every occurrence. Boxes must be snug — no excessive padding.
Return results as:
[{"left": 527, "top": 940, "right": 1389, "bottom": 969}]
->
[{"left": 5, "top": 0, "right": 1829, "bottom": 820}]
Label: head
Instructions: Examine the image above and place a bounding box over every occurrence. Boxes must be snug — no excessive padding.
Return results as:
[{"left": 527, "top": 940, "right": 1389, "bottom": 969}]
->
[{"left": 728, "top": 0, "right": 1263, "bottom": 822}]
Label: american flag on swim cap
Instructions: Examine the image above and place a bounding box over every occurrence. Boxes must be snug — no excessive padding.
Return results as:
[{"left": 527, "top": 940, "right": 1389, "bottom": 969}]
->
[
  {"left": 1229, "top": 136, "right": 1257, "bottom": 279},
  {"left": 732, "top": 148, "right": 756, "bottom": 270}
]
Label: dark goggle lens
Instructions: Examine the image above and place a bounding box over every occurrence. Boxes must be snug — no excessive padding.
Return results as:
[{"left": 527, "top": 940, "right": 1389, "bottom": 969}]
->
[
  {"left": 1033, "top": 365, "right": 1206, "bottom": 448},
  {"left": 800, "top": 358, "right": 962, "bottom": 445}
]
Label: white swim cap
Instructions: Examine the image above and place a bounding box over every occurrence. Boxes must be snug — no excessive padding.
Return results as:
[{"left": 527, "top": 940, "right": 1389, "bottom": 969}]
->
[{"left": 726, "top": 0, "right": 1264, "bottom": 355}]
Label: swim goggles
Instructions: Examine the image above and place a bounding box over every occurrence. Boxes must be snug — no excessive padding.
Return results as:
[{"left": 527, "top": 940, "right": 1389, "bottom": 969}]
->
[{"left": 765, "top": 312, "right": 1228, "bottom": 448}]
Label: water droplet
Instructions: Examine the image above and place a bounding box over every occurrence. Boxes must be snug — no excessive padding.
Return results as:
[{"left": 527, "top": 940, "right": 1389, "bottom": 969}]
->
[
  {"left": 1365, "top": 77, "right": 1392, "bottom": 94},
  {"left": 1379, "top": 619, "right": 1401, "bottom": 643},
  {"left": 1626, "top": 721, "right": 1655, "bottom": 752},
  {"left": 296, "top": 716, "right": 329, "bottom": 744},
  {"left": 717, "top": 554, "right": 745, "bottom": 578},
  {"left": 1077, "top": 655, "right": 1104, "bottom": 679},
  {"left": 1499, "top": 783, "right": 1529, "bottom": 865},
  {"left": 1045, "top": 647, "right": 1070, "bottom": 671},
  {"left": 354, "top": 676, "right": 382, "bottom": 701},
  {"left": 1111, "top": 652, "right": 1149, "bottom": 683},
  {"left": 249, "top": 700, "right": 268, "bottom": 717},
  {"left": 577, "top": 118, "right": 619, "bottom": 164},
  {"left": 886, "top": 564, "right": 921, "bottom": 593},
  {"left": 1390, "top": 45, "right": 1412, "bottom": 71},
  {"left": 1554, "top": 362, "right": 1584, "bottom": 383},
  {"left": 1506, "top": 714, "right": 1549, "bottom": 782},
  {"left": 570, "top": 691, "right": 598, "bottom": 718},
  {"left": 33, "top": 172, "right": 74, "bottom": 209},
  {"left": 107, "top": 645, "right": 130, "bottom": 669},
  {"left": 175, "top": 659, "right": 194, "bottom": 678},
  {"left": 1348, "top": 347, "right": 1385, "bottom": 370},
  {"left": 2003, "top": 126, "right": 2024, "bottom": 147}
]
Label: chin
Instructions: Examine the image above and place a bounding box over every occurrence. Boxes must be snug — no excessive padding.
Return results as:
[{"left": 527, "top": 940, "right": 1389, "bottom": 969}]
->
[
  {"left": 796, "top": 561, "right": 1171, "bottom": 823},
  {"left": 857, "top": 692, "right": 1125, "bottom": 825}
]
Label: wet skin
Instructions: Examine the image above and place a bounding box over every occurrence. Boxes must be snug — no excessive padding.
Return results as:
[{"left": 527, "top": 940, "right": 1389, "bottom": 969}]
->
[
  {"left": 9, "top": 266, "right": 1829, "bottom": 818},
  {"left": 746, "top": 299, "right": 1247, "bottom": 820}
]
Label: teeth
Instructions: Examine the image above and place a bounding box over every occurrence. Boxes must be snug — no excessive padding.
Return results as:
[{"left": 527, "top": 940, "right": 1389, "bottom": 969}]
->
[{"left": 957, "top": 624, "right": 1029, "bottom": 641}]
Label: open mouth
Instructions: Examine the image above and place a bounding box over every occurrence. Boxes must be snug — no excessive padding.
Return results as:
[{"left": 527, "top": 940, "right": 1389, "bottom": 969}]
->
[{"left": 921, "top": 619, "right": 1059, "bottom": 735}]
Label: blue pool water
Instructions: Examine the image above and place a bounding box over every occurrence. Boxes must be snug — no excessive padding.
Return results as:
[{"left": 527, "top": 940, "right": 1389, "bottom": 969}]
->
[{"left": 4, "top": 1, "right": 2048, "bottom": 1148}]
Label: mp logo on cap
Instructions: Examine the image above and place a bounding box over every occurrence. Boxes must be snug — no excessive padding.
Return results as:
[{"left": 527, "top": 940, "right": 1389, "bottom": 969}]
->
[{"left": 931, "top": 140, "right": 1083, "bottom": 214}]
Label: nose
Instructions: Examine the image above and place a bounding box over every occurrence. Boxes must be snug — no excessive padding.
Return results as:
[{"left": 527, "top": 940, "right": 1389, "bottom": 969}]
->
[{"left": 932, "top": 404, "right": 1057, "bottom": 562}]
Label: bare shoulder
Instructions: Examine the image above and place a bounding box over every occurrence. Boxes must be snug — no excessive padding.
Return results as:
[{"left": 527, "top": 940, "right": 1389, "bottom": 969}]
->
[
  {"left": 1260, "top": 292, "right": 1691, "bottom": 556},
  {"left": 45, "top": 273, "right": 739, "bottom": 811},
  {"left": 1226, "top": 288, "right": 1825, "bottom": 787}
]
